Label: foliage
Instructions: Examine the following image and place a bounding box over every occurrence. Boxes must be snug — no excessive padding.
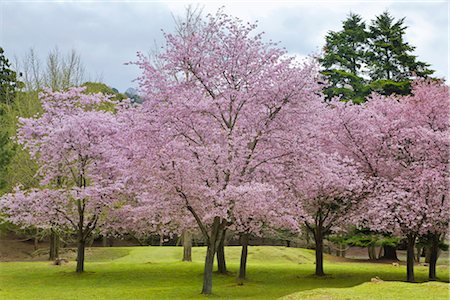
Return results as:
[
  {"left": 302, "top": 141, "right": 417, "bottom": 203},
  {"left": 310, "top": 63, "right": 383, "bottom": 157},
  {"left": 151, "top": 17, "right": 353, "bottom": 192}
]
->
[
  {"left": 328, "top": 229, "right": 399, "bottom": 248},
  {"left": 320, "top": 13, "right": 369, "bottom": 103},
  {"left": 0, "top": 91, "right": 42, "bottom": 195},
  {"left": 82, "top": 82, "right": 127, "bottom": 101},
  {"left": 368, "top": 12, "right": 433, "bottom": 82},
  {"left": 320, "top": 11, "right": 434, "bottom": 102},
  {"left": 0, "top": 47, "right": 22, "bottom": 106}
]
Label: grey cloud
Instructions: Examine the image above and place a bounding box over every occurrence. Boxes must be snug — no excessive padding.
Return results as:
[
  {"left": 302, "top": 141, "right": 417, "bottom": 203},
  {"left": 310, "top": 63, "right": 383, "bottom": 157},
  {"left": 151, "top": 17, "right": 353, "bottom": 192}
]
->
[{"left": 2, "top": 1, "right": 447, "bottom": 92}]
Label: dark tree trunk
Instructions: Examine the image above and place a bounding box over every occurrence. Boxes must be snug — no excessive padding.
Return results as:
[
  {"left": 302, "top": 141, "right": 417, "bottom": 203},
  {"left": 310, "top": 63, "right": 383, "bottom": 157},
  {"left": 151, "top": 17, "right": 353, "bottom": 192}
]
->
[
  {"left": 428, "top": 234, "right": 439, "bottom": 281},
  {"left": 239, "top": 233, "right": 249, "bottom": 280},
  {"left": 201, "top": 217, "right": 224, "bottom": 295},
  {"left": 34, "top": 236, "right": 39, "bottom": 251},
  {"left": 49, "top": 230, "right": 59, "bottom": 261},
  {"left": 424, "top": 246, "right": 431, "bottom": 263},
  {"left": 216, "top": 229, "right": 227, "bottom": 274},
  {"left": 202, "top": 244, "right": 215, "bottom": 295},
  {"left": 406, "top": 234, "right": 416, "bottom": 283},
  {"left": 102, "top": 236, "right": 107, "bottom": 247},
  {"left": 377, "top": 245, "right": 383, "bottom": 259},
  {"left": 380, "top": 245, "right": 398, "bottom": 260},
  {"left": 286, "top": 240, "right": 291, "bottom": 247},
  {"left": 182, "top": 231, "right": 192, "bottom": 262},
  {"left": 76, "top": 238, "right": 86, "bottom": 273},
  {"left": 314, "top": 226, "right": 325, "bottom": 276}
]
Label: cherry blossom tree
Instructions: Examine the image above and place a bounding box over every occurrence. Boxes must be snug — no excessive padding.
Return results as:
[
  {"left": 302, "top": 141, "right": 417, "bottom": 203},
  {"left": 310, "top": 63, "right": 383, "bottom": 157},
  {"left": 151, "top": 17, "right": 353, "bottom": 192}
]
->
[
  {"left": 0, "top": 187, "right": 71, "bottom": 236},
  {"left": 363, "top": 79, "right": 449, "bottom": 282},
  {"left": 127, "top": 10, "right": 322, "bottom": 294},
  {"left": 221, "top": 183, "right": 292, "bottom": 281},
  {"left": 3, "top": 88, "right": 122, "bottom": 273},
  {"left": 400, "top": 79, "right": 449, "bottom": 281},
  {"left": 325, "top": 79, "right": 449, "bottom": 282},
  {"left": 279, "top": 141, "right": 368, "bottom": 276}
]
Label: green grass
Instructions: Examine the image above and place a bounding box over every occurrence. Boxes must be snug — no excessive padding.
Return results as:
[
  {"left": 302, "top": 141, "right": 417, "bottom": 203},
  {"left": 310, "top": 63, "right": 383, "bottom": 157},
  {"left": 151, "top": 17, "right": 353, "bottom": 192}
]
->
[
  {"left": 282, "top": 281, "right": 448, "bottom": 300},
  {"left": 0, "top": 246, "right": 448, "bottom": 299}
]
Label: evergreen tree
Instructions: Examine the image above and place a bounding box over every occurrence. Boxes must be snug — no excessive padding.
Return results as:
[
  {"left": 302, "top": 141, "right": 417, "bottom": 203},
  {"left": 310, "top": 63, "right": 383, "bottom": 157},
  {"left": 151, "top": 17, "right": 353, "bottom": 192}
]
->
[
  {"left": 0, "top": 47, "right": 20, "bottom": 106},
  {"left": 320, "top": 11, "right": 434, "bottom": 102},
  {"left": 368, "top": 11, "right": 433, "bottom": 95},
  {"left": 0, "top": 48, "right": 19, "bottom": 192},
  {"left": 320, "top": 13, "right": 369, "bottom": 103}
]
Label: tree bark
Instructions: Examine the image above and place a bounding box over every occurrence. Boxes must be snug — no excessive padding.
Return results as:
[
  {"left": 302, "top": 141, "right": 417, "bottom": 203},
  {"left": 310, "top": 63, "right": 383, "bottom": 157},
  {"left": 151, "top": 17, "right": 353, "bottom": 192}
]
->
[
  {"left": 377, "top": 245, "right": 383, "bottom": 259},
  {"left": 314, "top": 226, "right": 325, "bottom": 276},
  {"left": 406, "top": 234, "right": 416, "bottom": 283},
  {"left": 49, "top": 229, "right": 59, "bottom": 261},
  {"left": 424, "top": 246, "right": 431, "bottom": 263},
  {"left": 182, "top": 231, "right": 192, "bottom": 262},
  {"left": 76, "top": 238, "right": 86, "bottom": 273},
  {"left": 34, "top": 236, "right": 39, "bottom": 251},
  {"left": 380, "top": 245, "right": 398, "bottom": 260},
  {"left": 216, "top": 229, "right": 227, "bottom": 274},
  {"left": 201, "top": 217, "right": 223, "bottom": 295},
  {"left": 428, "top": 234, "right": 439, "bottom": 281},
  {"left": 202, "top": 243, "right": 215, "bottom": 295},
  {"left": 239, "top": 233, "right": 249, "bottom": 281}
]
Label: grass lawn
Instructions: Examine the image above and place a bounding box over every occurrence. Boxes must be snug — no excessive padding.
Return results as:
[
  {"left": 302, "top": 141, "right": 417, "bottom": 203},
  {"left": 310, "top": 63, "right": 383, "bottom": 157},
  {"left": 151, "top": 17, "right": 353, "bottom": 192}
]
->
[{"left": 0, "top": 246, "right": 448, "bottom": 299}]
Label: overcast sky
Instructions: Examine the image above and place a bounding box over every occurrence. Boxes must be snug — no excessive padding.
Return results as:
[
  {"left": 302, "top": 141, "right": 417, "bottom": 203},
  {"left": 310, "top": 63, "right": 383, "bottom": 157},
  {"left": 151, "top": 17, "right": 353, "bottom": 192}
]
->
[{"left": 1, "top": 0, "right": 448, "bottom": 92}]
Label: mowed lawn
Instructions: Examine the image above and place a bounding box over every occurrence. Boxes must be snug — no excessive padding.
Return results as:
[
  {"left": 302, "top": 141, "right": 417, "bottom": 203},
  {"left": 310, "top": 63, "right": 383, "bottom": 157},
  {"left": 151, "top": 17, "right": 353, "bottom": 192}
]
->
[{"left": 0, "top": 246, "right": 448, "bottom": 299}]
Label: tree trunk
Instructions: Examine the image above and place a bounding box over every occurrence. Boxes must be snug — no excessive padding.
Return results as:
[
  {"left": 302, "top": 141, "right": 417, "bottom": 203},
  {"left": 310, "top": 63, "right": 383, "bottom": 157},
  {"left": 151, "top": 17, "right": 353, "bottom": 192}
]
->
[
  {"left": 368, "top": 245, "right": 376, "bottom": 260},
  {"left": 380, "top": 245, "right": 398, "bottom": 260},
  {"left": 49, "top": 230, "right": 59, "bottom": 261},
  {"left": 428, "top": 234, "right": 439, "bottom": 281},
  {"left": 182, "top": 231, "right": 192, "bottom": 262},
  {"left": 34, "top": 236, "right": 39, "bottom": 251},
  {"left": 424, "top": 246, "right": 431, "bottom": 263},
  {"left": 200, "top": 217, "right": 224, "bottom": 295},
  {"left": 415, "top": 246, "right": 421, "bottom": 263},
  {"left": 202, "top": 243, "right": 215, "bottom": 295},
  {"left": 338, "top": 244, "right": 346, "bottom": 258},
  {"left": 102, "top": 236, "right": 107, "bottom": 247},
  {"left": 216, "top": 229, "right": 227, "bottom": 274},
  {"left": 76, "top": 238, "right": 86, "bottom": 273},
  {"left": 377, "top": 245, "right": 383, "bottom": 259},
  {"left": 239, "top": 233, "right": 249, "bottom": 280},
  {"left": 406, "top": 234, "right": 416, "bottom": 283},
  {"left": 314, "top": 227, "right": 325, "bottom": 276}
]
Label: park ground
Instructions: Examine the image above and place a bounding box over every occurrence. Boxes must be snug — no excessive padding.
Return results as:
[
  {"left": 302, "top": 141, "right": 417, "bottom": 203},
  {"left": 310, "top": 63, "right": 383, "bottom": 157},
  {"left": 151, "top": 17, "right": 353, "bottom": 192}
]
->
[{"left": 0, "top": 244, "right": 448, "bottom": 299}]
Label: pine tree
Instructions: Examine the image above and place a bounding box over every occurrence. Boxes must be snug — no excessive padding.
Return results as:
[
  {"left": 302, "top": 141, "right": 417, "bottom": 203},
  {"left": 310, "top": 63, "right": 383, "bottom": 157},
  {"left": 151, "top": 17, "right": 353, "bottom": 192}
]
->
[
  {"left": 320, "top": 13, "right": 369, "bottom": 103},
  {"left": 320, "top": 12, "right": 434, "bottom": 102},
  {"left": 367, "top": 11, "right": 433, "bottom": 95},
  {"left": 0, "top": 47, "right": 19, "bottom": 192},
  {"left": 0, "top": 47, "right": 20, "bottom": 106}
]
